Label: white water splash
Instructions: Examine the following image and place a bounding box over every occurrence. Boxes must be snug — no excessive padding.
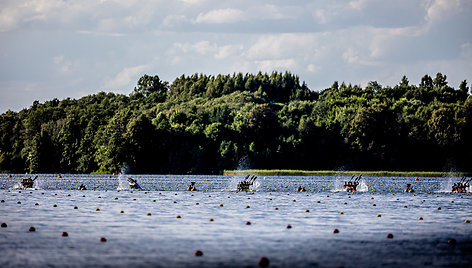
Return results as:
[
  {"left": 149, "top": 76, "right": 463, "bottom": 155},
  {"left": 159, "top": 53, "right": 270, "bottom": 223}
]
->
[
  {"left": 332, "top": 179, "right": 344, "bottom": 192},
  {"left": 11, "top": 176, "right": 41, "bottom": 190},
  {"left": 332, "top": 178, "right": 368, "bottom": 192},
  {"left": 250, "top": 180, "right": 261, "bottom": 192},
  {"left": 117, "top": 165, "right": 131, "bottom": 190},
  {"left": 228, "top": 175, "right": 260, "bottom": 192},
  {"left": 237, "top": 155, "right": 251, "bottom": 170},
  {"left": 437, "top": 178, "right": 471, "bottom": 193},
  {"left": 356, "top": 180, "right": 369, "bottom": 192}
]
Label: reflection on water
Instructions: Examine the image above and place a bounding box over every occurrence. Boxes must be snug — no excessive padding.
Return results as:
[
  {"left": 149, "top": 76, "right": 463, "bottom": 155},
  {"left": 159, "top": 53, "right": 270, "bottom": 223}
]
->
[{"left": 0, "top": 174, "right": 471, "bottom": 267}]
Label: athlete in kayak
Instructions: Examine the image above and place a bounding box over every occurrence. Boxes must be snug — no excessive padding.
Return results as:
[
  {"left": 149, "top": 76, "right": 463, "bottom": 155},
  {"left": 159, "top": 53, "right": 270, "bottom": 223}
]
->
[
  {"left": 343, "top": 175, "right": 361, "bottom": 192},
  {"left": 187, "top": 181, "right": 197, "bottom": 191},
  {"left": 296, "top": 186, "right": 306, "bottom": 192},
  {"left": 237, "top": 175, "right": 256, "bottom": 191},
  {"left": 452, "top": 178, "right": 470, "bottom": 193},
  {"left": 128, "top": 178, "right": 141, "bottom": 190},
  {"left": 404, "top": 183, "right": 414, "bottom": 193},
  {"left": 21, "top": 176, "right": 37, "bottom": 189}
]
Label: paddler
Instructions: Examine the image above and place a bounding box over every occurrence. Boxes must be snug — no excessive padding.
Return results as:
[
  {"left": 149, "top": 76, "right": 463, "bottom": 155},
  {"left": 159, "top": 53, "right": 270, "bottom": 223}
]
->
[
  {"left": 404, "top": 183, "right": 414, "bottom": 193},
  {"left": 128, "top": 178, "right": 141, "bottom": 189},
  {"left": 187, "top": 181, "right": 197, "bottom": 191},
  {"left": 21, "top": 176, "right": 37, "bottom": 188},
  {"left": 296, "top": 186, "right": 306, "bottom": 192}
]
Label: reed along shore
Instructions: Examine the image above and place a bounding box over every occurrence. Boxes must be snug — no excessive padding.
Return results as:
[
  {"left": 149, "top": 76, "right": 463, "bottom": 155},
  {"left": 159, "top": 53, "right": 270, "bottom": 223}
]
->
[{"left": 224, "top": 170, "right": 472, "bottom": 177}]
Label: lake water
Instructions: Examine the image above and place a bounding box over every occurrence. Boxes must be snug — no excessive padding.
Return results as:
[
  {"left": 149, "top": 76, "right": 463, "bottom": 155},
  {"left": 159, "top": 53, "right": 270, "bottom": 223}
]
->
[{"left": 0, "top": 174, "right": 471, "bottom": 267}]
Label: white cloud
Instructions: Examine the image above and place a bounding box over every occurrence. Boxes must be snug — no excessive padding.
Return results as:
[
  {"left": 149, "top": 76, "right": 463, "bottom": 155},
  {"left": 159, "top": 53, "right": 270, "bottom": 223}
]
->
[
  {"left": 245, "top": 34, "right": 320, "bottom": 60},
  {"left": 249, "top": 4, "right": 292, "bottom": 20},
  {"left": 424, "top": 0, "right": 462, "bottom": 24},
  {"left": 1, "top": 0, "right": 471, "bottom": 113},
  {"left": 0, "top": 0, "right": 164, "bottom": 33},
  {"left": 103, "top": 65, "right": 148, "bottom": 90},
  {"left": 77, "top": 30, "right": 126, "bottom": 37},
  {"left": 215, "top": 45, "right": 243, "bottom": 59},
  {"left": 171, "top": 41, "right": 245, "bottom": 61},
  {"left": 194, "top": 8, "right": 245, "bottom": 24},
  {"left": 174, "top": 41, "right": 216, "bottom": 55},
  {"left": 162, "top": 14, "right": 189, "bottom": 27},
  {"left": 192, "top": 4, "right": 292, "bottom": 25},
  {"left": 307, "top": 64, "right": 320, "bottom": 72},
  {"left": 313, "top": 9, "right": 328, "bottom": 24},
  {"left": 178, "top": 0, "right": 206, "bottom": 5},
  {"left": 255, "top": 59, "right": 297, "bottom": 72},
  {"left": 0, "top": 0, "right": 66, "bottom": 32},
  {"left": 349, "top": 0, "right": 369, "bottom": 10},
  {"left": 53, "top": 55, "right": 72, "bottom": 74},
  {"left": 342, "top": 47, "right": 360, "bottom": 64},
  {"left": 0, "top": 7, "right": 21, "bottom": 32}
]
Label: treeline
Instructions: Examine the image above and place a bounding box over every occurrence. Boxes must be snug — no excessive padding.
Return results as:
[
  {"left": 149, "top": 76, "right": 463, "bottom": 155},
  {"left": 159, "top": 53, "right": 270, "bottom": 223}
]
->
[{"left": 0, "top": 72, "right": 471, "bottom": 174}]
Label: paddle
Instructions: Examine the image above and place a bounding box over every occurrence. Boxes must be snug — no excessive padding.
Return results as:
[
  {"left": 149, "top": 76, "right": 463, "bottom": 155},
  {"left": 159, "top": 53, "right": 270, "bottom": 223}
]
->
[{"left": 355, "top": 175, "right": 362, "bottom": 183}]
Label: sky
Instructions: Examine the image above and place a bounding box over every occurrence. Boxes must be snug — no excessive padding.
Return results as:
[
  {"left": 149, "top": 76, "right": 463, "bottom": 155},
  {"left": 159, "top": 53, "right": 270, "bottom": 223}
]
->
[{"left": 0, "top": 0, "right": 471, "bottom": 113}]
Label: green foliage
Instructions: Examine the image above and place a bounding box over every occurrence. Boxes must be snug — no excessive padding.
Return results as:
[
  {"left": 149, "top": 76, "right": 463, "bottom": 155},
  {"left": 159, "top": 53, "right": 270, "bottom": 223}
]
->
[
  {"left": 133, "top": 74, "right": 168, "bottom": 99},
  {"left": 0, "top": 72, "right": 470, "bottom": 174}
]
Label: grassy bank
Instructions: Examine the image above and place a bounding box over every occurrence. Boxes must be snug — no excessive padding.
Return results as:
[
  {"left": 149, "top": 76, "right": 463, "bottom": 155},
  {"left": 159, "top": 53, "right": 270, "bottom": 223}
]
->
[{"left": 223, "top": 169, "right": 472, "bottom": 177}]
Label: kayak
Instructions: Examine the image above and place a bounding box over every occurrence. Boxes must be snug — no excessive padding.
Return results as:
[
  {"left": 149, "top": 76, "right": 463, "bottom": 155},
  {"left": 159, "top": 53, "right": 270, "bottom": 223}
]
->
[
  {"left": 237, "top": 188, "right": 253, "bottom": 192},
  {"left": 129, "top": 184, "right": 141, "bottom": 190},
  {"left": 20, "top": 187, "right": 36, "bottom": 190}
]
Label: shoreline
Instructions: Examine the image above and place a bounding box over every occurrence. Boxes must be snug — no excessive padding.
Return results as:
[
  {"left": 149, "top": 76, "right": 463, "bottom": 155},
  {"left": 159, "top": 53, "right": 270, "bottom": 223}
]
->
[
  {"left": 223, "top": 169, "right": 472, "bottom": 177},
  {"left": 2, "top": 170, "right": 471, "bottom": 177}
]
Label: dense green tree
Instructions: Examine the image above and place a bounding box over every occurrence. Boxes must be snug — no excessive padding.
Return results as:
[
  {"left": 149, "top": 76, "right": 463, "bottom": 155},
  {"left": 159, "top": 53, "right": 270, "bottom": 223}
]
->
[
  {"left": 58, "top": 114, "right": 81, "bottom": 172},
  {"left": 95, "top": 109, "right": 131, "bottom": 173},
  {"left": 0, "top": 72, "right": 470, "bottom": 174},
  {"left": 134, "top": 74, "right": 168, "bottom": 99},
  {"left": 427, "top": 107, "right": 457, "bottom": 148}
]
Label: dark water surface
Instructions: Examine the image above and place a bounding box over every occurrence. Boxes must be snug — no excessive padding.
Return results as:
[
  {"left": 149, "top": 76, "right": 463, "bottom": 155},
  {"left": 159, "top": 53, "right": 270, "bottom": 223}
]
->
[{"left": 0, "top": 174, "right": 471, "bottom": 267}]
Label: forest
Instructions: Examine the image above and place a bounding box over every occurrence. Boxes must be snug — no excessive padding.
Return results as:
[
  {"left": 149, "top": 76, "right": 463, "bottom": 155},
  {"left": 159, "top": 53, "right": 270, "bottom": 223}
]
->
[{"left": 0, "top": 72, "right": 471, "bottom": 174}]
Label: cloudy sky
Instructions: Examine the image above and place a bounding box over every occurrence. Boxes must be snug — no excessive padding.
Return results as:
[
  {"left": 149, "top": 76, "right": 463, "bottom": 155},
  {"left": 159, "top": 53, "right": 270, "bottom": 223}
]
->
[{"left": 1, "top": 0, "right": 471, "bottom": 112}]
